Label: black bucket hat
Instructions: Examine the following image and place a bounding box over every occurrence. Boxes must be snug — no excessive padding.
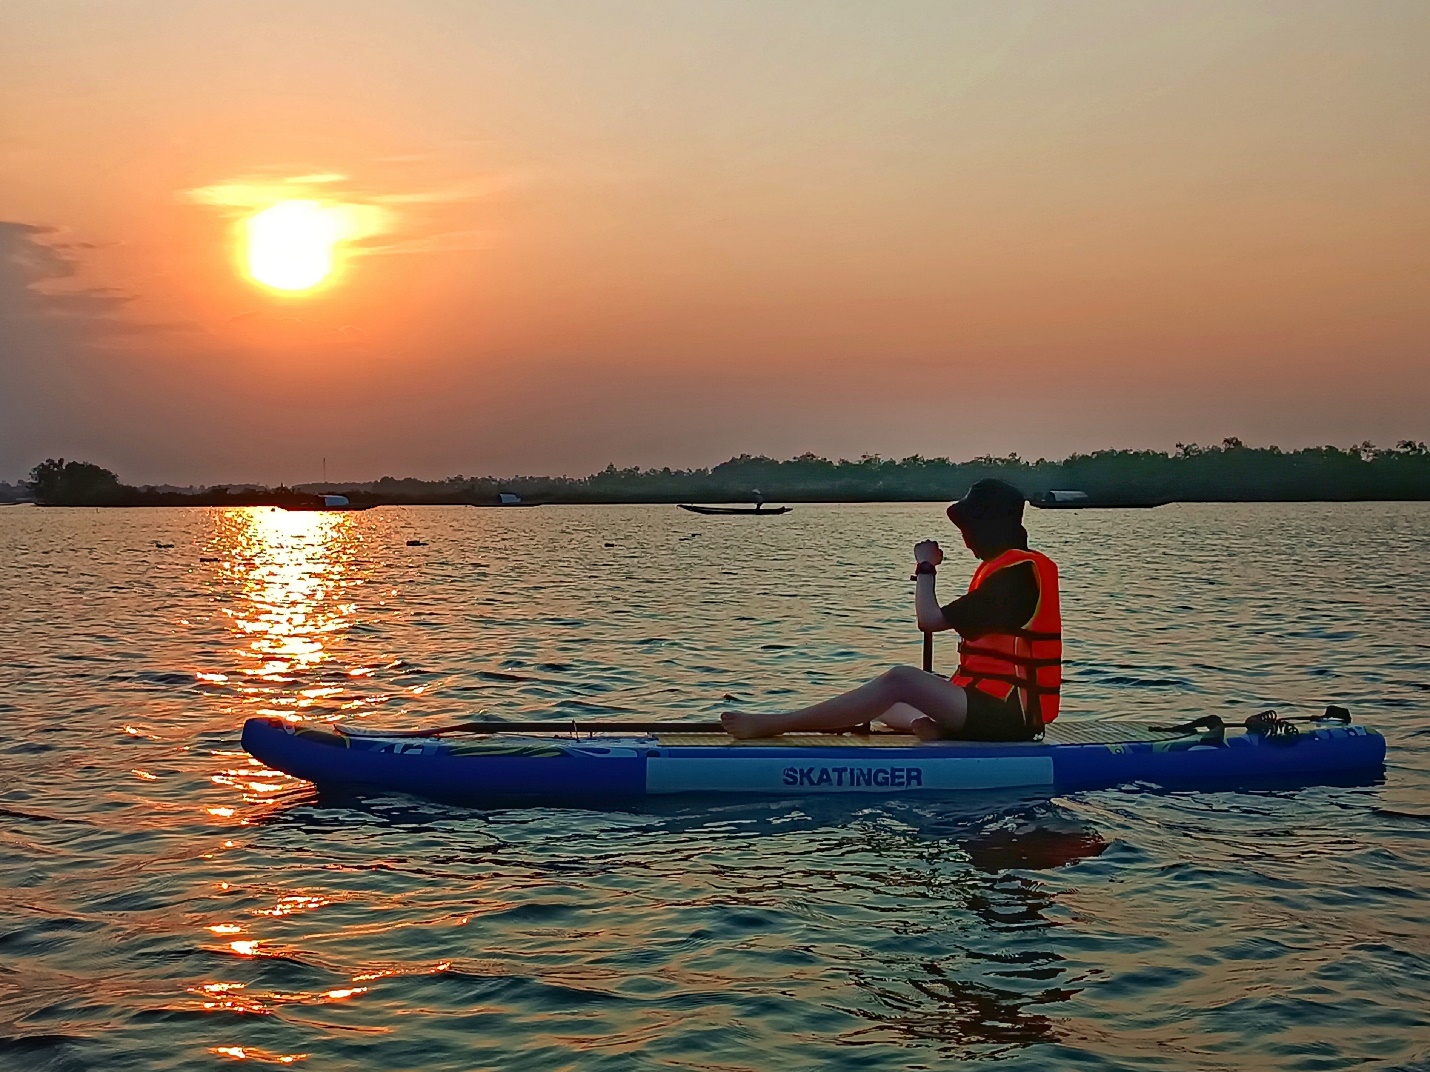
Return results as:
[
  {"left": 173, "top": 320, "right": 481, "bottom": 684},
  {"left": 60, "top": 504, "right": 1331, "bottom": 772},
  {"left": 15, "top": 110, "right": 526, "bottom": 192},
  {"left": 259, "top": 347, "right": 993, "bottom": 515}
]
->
[{"left": 946, "top": 478, "right": 1026, "bottom": 529}]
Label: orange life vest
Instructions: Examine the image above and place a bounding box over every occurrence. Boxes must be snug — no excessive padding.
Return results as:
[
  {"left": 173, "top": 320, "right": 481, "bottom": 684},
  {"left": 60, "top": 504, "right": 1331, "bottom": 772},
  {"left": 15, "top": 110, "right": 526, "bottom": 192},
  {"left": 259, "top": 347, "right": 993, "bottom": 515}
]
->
[{"left": 950, "top": 548, "right": 1062, "bottom": 730}]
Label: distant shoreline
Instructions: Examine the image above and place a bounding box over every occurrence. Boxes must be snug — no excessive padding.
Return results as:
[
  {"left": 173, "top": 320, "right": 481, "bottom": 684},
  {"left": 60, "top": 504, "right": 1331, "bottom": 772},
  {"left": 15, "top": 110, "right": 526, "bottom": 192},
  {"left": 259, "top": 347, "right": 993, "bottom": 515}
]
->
[
  {"left": 11, "top": 441, "right": 1428, "bottom": 507},
  {"left": 9, "top": 494, "right": 1430, "bottom": 509}
]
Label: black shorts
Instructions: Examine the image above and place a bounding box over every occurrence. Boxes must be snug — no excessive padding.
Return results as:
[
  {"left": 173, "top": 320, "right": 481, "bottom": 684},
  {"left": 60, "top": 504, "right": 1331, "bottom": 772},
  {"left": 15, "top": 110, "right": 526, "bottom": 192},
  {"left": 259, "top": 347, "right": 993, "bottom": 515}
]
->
[{"left": 954, "top": 687, "right": 1039, "bottom": 742}]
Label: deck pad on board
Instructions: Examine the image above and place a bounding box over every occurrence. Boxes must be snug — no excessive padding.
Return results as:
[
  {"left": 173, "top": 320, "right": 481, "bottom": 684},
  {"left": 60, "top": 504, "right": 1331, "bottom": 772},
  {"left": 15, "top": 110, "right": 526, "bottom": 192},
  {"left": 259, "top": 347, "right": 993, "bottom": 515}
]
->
[
  {"left": 657, "top": 722, "right": 1215, "bottom": 749},
  {"left": 656, "top": 732, "right": 921, "bottom": 747}
]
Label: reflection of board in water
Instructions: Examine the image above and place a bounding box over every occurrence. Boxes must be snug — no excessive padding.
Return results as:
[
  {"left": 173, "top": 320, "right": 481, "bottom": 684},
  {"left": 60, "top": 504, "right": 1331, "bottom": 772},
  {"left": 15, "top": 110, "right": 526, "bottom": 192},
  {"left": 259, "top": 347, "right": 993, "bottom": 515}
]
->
[{"left": 963, "top": 824, "right": 1108, "bottom": 872}]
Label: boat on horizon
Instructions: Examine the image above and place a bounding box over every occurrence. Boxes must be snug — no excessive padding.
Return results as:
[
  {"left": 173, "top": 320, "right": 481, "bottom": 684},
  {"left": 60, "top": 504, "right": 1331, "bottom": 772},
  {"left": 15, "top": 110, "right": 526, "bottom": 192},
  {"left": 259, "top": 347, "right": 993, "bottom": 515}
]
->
[
  {"left": 1030, "top": 490, "right": 1172, "bottom": 510},
  {"left": 279, "top": 494, "right": 378, "bottom": 512},
  {"left": 678, "top": 504, "right": 791, "bottom": 516},
  {"left": 468, "top": 492, "right": 543, "bottom": 507}
]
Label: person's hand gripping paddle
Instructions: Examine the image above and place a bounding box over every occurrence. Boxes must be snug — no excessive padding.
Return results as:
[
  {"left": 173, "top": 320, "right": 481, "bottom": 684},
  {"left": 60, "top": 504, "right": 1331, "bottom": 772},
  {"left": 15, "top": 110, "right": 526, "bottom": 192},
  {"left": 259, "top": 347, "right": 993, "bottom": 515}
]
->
[{"left": 912, "top": 539, "right": 944, "bottom": 672}]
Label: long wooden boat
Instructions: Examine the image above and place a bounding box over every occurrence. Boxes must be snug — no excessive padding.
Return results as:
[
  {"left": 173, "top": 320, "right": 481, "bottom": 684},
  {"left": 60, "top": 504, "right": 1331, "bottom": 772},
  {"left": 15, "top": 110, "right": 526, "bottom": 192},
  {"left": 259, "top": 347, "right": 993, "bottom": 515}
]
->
[
  {"left": 277, "top": 503, "right": 380, "bottom": 511},
  {"left": 278, "top": 502, "right": 379, "bottom": 512},
  {"left": 678, "top": 504, "right": 791, "bottom": 516},
  {"left": 1030, "top": 496, "right": 1172, "bottom": 510}
]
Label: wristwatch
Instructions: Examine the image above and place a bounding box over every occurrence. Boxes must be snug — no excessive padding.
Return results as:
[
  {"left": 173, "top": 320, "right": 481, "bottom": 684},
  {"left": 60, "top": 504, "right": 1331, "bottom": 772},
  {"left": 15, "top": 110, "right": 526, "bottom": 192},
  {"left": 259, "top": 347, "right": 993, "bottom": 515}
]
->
[{"left": 913, "top": 561, "right": 937, "bottom": 577}]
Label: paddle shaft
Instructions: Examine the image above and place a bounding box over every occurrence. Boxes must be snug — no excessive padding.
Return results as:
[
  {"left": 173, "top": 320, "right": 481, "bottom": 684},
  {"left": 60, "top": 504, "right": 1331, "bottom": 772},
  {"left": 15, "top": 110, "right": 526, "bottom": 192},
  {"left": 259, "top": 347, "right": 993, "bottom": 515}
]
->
[
  {"left": 922, "top": 630, "right": 933, "bottom": 673},
  {"left": 341, "top": 719, "right": 740, "bottom": 739}
]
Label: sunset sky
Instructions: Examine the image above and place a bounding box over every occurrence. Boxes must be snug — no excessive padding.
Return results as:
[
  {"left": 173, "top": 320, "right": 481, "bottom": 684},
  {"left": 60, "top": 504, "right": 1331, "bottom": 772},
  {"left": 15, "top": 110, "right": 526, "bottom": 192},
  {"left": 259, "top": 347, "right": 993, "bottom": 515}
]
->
[{"left": 2, "top": 1, "right": 1426, "bottom": 485}]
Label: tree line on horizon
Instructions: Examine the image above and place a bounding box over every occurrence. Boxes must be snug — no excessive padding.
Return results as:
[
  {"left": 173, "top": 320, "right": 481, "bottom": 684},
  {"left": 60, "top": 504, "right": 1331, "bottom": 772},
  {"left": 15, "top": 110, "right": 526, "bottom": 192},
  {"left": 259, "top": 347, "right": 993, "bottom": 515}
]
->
[{"left": 12, "top": 439, "right": 1430, "bottom": 506}]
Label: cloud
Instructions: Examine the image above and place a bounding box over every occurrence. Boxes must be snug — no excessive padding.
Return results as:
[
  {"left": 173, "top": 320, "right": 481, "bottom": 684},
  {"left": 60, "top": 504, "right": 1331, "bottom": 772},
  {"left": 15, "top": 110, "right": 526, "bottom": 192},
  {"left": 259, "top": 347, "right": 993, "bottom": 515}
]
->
[
  {"left": 0, "top": 219, "right": 234, "bottom": 481},
  {"left": 185, "top": 173, "right": 352, "bottom": 207},
  {"left": 285, "top": 172, "right": 348, "bottom": 185},
  {"left": 355, "top": 228, "right": 491, "bottom": 256},
  {"left": 367, "top": 177, "right": 511, "bottom": 205},
  {"left": 0, "top": 222, "right": 135, "bottom": 477},
  {"left": 0, "top": 220, "right": 193, "bottom": 337},
  {"left": 181, "top": 169, "right": 506, "bottom": 260},
  {"left": 0, "top": 221, "right": 133, "bottom": 323}
]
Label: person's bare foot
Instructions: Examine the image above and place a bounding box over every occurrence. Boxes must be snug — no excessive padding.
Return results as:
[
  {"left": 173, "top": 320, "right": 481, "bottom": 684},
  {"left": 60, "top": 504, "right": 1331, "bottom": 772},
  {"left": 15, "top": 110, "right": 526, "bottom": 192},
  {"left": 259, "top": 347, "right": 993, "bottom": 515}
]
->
[
  {"left": 720, "top": 711, "right": 783, "bottom": 739},
  {"left": 911, "top": 715, "right": 948, "bottom": 742}
]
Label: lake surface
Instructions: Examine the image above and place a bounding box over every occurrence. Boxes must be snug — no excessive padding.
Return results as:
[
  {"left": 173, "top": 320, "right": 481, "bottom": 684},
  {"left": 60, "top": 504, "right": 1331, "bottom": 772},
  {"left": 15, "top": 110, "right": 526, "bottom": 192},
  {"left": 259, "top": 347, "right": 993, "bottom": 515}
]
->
[{"left": 0, "top": 502, "right": 1426, "bottom": 1071}]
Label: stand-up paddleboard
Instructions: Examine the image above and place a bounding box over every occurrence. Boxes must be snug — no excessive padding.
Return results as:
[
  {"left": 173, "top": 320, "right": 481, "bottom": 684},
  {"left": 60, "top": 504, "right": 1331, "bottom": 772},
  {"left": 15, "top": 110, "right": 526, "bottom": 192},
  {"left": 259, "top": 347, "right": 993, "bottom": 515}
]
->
[{"left": 241, "top": 714, "right": 1385, "bottom": 805}]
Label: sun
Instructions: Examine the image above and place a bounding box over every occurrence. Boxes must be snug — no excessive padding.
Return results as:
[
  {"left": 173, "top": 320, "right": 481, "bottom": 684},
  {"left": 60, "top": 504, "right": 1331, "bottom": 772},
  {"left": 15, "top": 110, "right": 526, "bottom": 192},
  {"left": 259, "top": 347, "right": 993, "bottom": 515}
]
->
[{"left": 244, "top": 200, "right": 340, "bottom": 292}]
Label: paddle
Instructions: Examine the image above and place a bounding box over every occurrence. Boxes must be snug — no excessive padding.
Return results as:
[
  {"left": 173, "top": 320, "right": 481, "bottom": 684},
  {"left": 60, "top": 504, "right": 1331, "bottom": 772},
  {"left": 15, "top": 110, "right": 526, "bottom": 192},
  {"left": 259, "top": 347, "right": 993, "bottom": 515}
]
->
[
  {"left": 347, "top": 616, "right": 940, "bottom": 740},
  {"left": 337, "top": 719, "right": 735, "bottom": 739}
]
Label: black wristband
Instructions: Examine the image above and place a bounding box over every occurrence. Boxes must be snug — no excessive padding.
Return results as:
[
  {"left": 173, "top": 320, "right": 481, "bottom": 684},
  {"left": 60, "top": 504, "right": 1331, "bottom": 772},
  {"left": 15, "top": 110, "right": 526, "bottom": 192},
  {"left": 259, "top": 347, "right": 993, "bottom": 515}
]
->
[{"left": 913, "top": 561, "right": 937, "bottom": 577}]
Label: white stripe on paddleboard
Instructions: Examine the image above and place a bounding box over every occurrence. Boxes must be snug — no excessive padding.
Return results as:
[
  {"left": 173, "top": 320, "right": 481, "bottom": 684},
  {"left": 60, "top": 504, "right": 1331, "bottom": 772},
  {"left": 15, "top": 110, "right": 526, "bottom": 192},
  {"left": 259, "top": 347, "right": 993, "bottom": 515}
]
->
[{"left": 644, "top": 755, "right": 1054, "bottom": 794}]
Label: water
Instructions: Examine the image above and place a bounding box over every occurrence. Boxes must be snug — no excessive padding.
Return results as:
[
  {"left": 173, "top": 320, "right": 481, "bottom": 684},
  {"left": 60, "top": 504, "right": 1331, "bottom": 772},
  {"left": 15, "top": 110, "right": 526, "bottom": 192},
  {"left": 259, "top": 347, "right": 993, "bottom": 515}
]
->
[{"left": 0, "top": 502, "right": 1426, "bottom": 1071}]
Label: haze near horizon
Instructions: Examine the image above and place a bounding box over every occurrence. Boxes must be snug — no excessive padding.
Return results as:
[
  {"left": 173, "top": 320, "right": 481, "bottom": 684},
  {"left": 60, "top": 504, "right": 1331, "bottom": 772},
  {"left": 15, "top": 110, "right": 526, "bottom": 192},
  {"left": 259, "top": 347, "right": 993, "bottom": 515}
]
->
[{"left": 2, "top": 1, "right": 1426, "bottom": 485}]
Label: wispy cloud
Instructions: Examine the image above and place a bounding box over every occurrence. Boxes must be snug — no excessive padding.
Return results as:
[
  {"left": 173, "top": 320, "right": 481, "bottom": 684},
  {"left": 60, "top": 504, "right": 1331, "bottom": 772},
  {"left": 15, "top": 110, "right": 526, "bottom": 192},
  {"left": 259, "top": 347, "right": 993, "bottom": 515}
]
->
[
  {"left": 181, "top": 169, "right": 506, "bottom": 258},
  {"left": 0, "top": 221, "right": 193, "bottom": 344},
  {"left": 367, "top": 177, "right": 512, "bottom": 205},
  {"left": 185, "top": 174, "right": 352, "bottom": 209},
  {"left": 1, "top": 222, "right": 131, "bottom": 320},
  {"left": 356, "top": 229, "right": 492, "bottom": 256},
  {"left": 285, "top": 172, "right": 348, "bottom": 185}
]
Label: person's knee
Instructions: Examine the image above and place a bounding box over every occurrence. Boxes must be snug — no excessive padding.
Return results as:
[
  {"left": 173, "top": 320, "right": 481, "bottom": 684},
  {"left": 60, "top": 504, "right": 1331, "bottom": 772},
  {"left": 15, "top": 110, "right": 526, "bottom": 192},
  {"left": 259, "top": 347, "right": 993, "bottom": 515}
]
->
[{"left": 880, "top": 664, "right": 924, "bottom": 692}]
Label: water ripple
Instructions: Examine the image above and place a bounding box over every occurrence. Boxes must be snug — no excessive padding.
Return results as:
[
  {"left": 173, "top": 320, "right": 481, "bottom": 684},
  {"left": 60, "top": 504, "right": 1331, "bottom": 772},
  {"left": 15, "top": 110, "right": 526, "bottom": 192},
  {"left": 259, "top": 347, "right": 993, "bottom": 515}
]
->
[{"left": 0, "top": 503, "right": 1426, "bottom": 1070}]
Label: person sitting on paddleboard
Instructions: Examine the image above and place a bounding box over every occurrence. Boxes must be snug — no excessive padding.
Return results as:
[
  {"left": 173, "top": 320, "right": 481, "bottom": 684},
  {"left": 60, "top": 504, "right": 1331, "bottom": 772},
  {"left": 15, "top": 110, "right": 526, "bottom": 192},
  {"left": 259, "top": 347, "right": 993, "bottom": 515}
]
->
[{"left": 721, "top": 478, "right": 1061, "bottom": 741}]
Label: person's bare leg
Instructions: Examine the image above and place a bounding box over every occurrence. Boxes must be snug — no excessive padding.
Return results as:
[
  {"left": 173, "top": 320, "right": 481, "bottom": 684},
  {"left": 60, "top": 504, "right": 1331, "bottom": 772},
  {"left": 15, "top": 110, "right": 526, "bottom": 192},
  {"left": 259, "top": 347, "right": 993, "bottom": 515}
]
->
[
  {"left": 875, "top": 702, "right": 926, "bottom": 731},
  {"left": 722, "top": 666, "right": 969, "bottom": 738}
]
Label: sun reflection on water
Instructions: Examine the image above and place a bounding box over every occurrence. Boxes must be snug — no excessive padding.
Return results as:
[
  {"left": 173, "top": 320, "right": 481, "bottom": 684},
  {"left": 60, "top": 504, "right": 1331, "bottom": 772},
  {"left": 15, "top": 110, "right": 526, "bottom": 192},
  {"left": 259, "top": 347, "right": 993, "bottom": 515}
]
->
[
  {"left": 206, "top": 507, "right": 364, "bottom": 722},
  {"left": 212, "top": 1044, "right": 309, "bottom": 1063},
  {"left": 193, "top": 508, "right": 381, "bottom": 859},
  {"left": 256, "top": 894, "right": 333, "bottom": 917}
]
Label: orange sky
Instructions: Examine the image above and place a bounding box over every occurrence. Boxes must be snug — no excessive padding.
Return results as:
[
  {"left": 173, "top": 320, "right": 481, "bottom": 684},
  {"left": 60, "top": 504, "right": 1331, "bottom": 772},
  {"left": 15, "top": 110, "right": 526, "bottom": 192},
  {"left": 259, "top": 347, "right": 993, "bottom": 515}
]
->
[{"left": 2, "top": 1, "right": 1427, "bottom": 484}]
